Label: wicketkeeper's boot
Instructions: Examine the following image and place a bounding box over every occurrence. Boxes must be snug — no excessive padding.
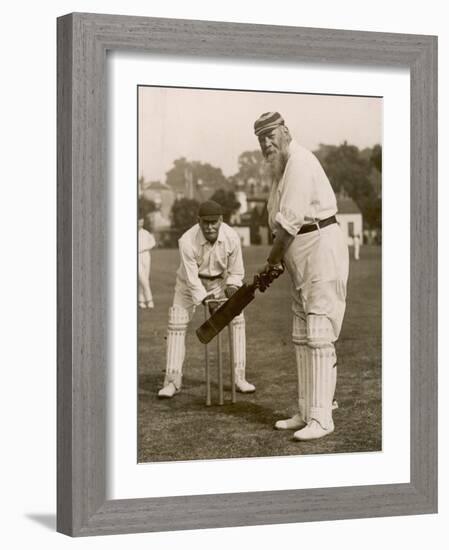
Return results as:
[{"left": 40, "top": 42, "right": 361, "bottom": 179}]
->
[
  {"left": 157, "top": 382, "right": 178, "bottom": 398},
  {"left": 235, "top": 379, "right": 256, "bottom": 393}
]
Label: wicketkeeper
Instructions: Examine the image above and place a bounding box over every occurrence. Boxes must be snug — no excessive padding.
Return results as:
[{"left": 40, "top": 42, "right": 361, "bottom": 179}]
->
[{"left": 158, "top": 200, "right": 255, "bottom": 398}]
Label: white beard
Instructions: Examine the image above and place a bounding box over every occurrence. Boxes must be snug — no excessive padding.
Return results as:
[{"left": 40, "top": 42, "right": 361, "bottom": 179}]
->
[{"left": 266, "top": 150, "right": 287, "bottom": 183}]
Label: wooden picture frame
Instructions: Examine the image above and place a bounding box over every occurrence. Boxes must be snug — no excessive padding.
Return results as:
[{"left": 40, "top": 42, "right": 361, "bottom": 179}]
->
[{"left": 57, "top": 12, "right": 437, "bottom": 536}]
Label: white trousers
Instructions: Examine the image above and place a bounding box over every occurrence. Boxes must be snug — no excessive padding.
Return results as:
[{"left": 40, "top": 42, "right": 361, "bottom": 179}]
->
[{"left": 286, "top": 224, "right": 349, "bottom": 428}]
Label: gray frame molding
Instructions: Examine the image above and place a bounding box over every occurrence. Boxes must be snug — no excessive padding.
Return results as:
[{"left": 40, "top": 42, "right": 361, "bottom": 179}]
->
[{"left": 57, "top": 12, "right": 437, "bottom": 536}]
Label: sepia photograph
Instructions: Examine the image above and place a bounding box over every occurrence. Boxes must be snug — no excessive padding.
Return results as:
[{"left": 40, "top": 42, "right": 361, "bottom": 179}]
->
[{"left": 137, "top": 85, "right": 382, "bottom": 463}]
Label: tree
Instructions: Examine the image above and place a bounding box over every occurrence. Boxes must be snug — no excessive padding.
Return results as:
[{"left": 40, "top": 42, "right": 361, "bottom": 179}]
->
[
  {"left": 235, "top": 150, "right": 265, "bottom": 182},
  {"left": 170, "top": 197, "right": 200, "bottom": 239},
  {"left": 138, "top": 197, "right": 156, "bottom": 219},
  {"left": 232, "top": 150, "right": 269, "bottom": 196},
  {"left": 165, "top": 158, "right": 190, "bottom": 195},
  {"left": 370, "top": 144, "right": 382, "bottom": 173},
  {"left": 166, "top": 157, "right": 228, "bottom": 199},
  {"left": 209, "top": 189, "right": 240, "bottom": 223},
  {"left": 138, "top": 198, "right": 157, "bottom": 233},
  {"left": 316, "top": 142, "right": 381, "bottom": 230}
]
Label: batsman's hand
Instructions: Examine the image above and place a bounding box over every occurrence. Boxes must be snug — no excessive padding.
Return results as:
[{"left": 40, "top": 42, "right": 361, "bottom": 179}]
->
[
  {"left": 225, "top": 285, "right": 239, "bottom": 299},
  {"left": 256, "top": 263, "right": 285, "bottom": 292}
]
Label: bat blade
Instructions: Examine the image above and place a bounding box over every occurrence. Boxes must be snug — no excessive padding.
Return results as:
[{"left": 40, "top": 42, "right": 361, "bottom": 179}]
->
[{"left": 196, "top": 283, "right": 256, "bottom": 344}]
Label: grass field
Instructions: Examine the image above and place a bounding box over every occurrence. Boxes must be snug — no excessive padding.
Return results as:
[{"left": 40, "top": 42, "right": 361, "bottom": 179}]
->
[{"left": 138, "top": 245, "right": 381, "bottom": 462}]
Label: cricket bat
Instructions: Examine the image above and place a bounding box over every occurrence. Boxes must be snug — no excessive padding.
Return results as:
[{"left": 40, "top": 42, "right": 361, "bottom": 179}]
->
[
  {"left": 196, "top": 265, "right": 284, "bottom": 344},
  {"left": 196, "top": 281, "right": 258, "bottom": 344}
]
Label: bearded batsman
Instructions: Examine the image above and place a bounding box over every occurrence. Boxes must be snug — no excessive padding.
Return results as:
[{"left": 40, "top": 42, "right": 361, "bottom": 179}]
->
[{"left": 255, "top": 111, "right": 349, "bottom": 440}]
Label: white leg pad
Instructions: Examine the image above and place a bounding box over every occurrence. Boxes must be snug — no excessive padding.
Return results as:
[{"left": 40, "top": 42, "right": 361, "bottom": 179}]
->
[
  {"left": 164, "top": 306, "right": 189, "bottom": 389},
  {"left": 309, "top": 346, "right": 336, "bottom": 430},
  {"left": 295, "top": 344, "right": 310, "bottom": 423},
  {"left": 306, "top": 314, "right": 335, "bottom": 348},
  {"left": 231, "top": 313, "right": 246, "bottom": 382},
  {"left": 292, "top": 315, "right": 308, "bottom": 421},
  {"left": 292, "top": 314, "right": 308, "bottom": 346},
  {"left": 275, "top": 344, "right": 309, "bottom": 430}
]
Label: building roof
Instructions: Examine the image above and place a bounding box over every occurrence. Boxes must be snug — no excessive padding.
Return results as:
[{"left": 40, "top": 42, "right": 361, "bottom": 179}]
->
[
  {"left": 337, "top": 197, "right": 361, "bottom": 214},
  {"left": 144, "top": 180, "right": 170, "bottom": 191}
]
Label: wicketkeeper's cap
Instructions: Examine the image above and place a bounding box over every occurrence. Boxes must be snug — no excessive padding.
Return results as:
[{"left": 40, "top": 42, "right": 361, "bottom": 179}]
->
[
  {"left": 198, "top": 200, "right": 223, "bottom": 219},
  {"left": 254, "top": 111, "right": 285, "bottom": 136}
]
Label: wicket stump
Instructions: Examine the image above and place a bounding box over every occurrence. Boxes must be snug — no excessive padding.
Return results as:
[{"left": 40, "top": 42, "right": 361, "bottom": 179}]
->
[{"left": 203, "top": 299, "right": 236, "bottom": 406}]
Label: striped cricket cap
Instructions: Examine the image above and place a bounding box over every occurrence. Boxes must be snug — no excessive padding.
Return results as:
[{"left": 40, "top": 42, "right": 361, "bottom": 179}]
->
[{"left": 254, "top": 112, "right": 285, "bottom": 136}]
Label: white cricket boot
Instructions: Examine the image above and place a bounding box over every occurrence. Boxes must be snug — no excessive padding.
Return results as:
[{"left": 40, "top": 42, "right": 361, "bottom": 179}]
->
[
  {"left": 232, "top": 314, "right": 256, "bottom": 393},
  {"left": 275, "top": 414, "right": 306, "bottom": 430},
  {"left": 235, "top": 379, "right": 256, "bottom": 393},
  {"left": 293, "top": 418, "right": 335, "bottom": 440},
  {"left": 158, "top": 382, "right": 178, "bottom": 398}
]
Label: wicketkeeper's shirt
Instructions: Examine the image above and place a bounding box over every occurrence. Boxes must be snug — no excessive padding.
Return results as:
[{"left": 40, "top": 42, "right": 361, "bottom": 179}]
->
[
  {"left": 176, "top": 223, "right": 244, "bottom": 305},
  {"left": 267, "top": 140, "right": 337, "bottom": 235}
]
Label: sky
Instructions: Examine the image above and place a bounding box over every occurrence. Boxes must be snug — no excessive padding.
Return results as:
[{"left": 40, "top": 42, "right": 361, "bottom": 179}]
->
[{"left": 138, "top": 86, "right": 382, "bottom": 183}]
